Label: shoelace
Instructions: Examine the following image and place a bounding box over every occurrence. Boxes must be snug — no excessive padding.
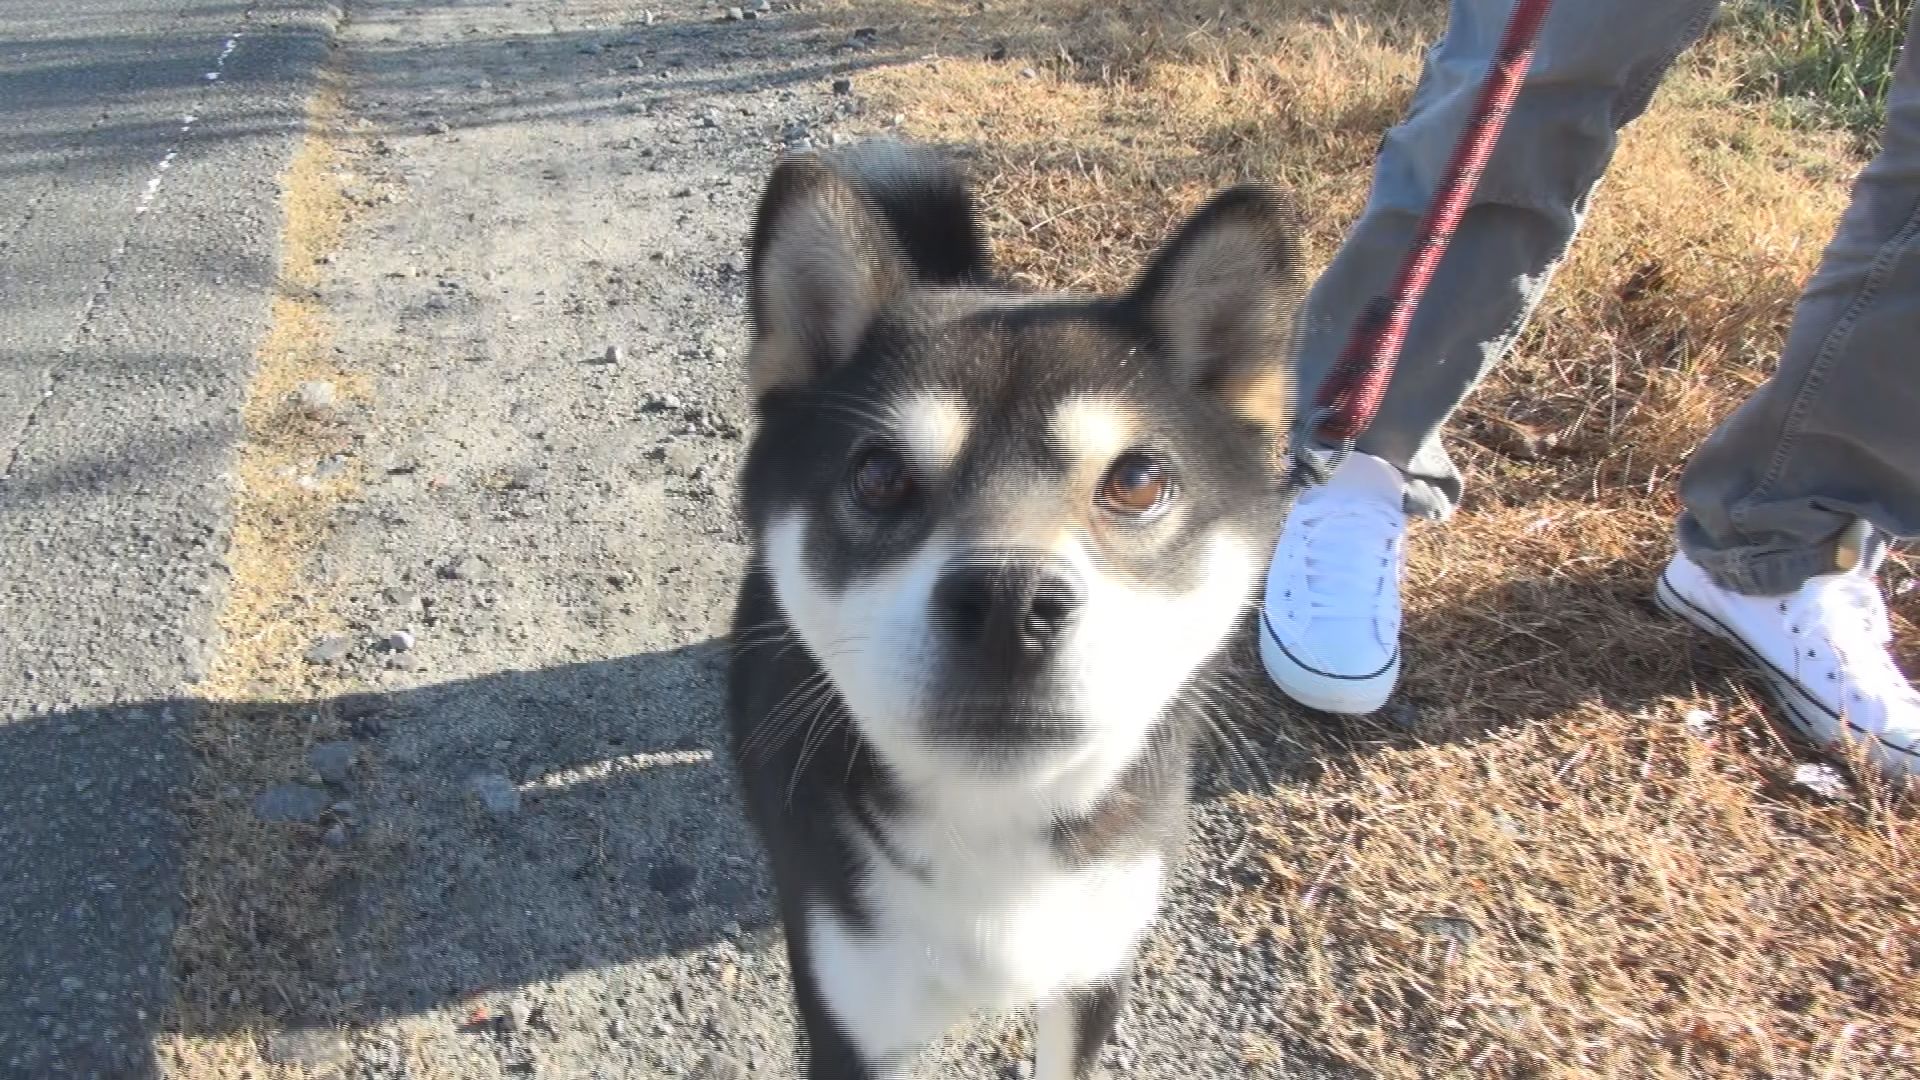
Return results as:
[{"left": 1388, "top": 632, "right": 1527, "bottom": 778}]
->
[
  {"left": 1285, "top": 502, "right": 1404, "bottom": 618},
  {"left": 1784, "top": 573, "right": 1915, "bottom": 713}
]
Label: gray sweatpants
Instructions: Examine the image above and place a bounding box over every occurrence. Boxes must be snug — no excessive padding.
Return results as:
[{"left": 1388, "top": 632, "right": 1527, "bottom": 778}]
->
[{"left": 1298, "top": 0, "right": 1920, "bottom": 595}]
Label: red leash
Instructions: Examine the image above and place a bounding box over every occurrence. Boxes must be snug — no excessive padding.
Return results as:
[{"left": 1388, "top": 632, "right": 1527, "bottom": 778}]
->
[{"left": 1293, "top": 0, "right": 1556, "bottom": 481}]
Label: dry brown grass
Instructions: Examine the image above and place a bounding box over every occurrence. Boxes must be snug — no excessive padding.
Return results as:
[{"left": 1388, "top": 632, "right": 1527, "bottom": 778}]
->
[
  {"left": 157, "top": 72, "right": 394, "bottom": 1079},
  {"left": 824, "top": 1, "right": 1920, "bottom": 1076}
]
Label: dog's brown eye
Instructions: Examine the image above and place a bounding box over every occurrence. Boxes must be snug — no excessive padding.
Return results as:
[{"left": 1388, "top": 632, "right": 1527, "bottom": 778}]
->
[
  {"left": 850, "top": 447, "right": 914, "bottom": 510},
  {"left": 1098, "top": 451, "right": 1173, "bottom": 516}
]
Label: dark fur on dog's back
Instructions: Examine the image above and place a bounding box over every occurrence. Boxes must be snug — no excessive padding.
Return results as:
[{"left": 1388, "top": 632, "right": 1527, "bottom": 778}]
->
[{"left": 728, "top": 139, "right": 1305, "bottom": 1080}]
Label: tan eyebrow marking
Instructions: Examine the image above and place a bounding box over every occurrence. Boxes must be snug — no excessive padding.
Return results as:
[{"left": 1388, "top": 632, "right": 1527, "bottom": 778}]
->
[
  {"left": 1050, "top": 393, "right": 1136, "bottom": 474},
  {"left": 891, "top": 390, "right": 972, "bottom": 474}
]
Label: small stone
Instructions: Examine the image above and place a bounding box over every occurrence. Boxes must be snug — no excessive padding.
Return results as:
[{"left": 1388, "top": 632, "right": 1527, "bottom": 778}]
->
[
  {"left": 1683, "top": 708, "right": 1714, "bottom": 736},
  {"left": 602, "top": 344, "right": 625, "bottom": 364},
  {"left": 388, "top": 629, "right": 416, "bottom": 653},
  {"left": 307, "top": 741, "right": 355, "bottom": 783},
  {"left": 253, "top": 783, "right": 331, "bottom": 824},
  {"left": 1793, "top": 762, "right": 1849, "bottom": 800},
  {"left": 263, "top": 1027, "right": 352, "bottom": 1069},
  {"left": 578, "top": 42, "right": 604, "bottom": 55},
  {"left": 504, "top": 999, "right": 533, "bottom": 1031},
  {"left": 724, "top": 7, "right": 744, "bottom": 21},
  {"left": 755, "top": 0, "right": 772, "bottom": 10},
  {"left": 690, "top": 1052, "right": 750, "bottom": 1080},
  {"left": 292, "top": 380, "right": 337, "bottom": 417},
  {"left": 59, "top": 976, "right": 83, "bottom": 993},
  {"left": 469, "top": 773, "right": 521, "bottom": 815},
  {"left": 321, "top": 823, "right": 350, "bottom": 848},
  {"left": 831, "top": 77, "right": 852, "bottom": 95},
  {"left": 648, "top": 859, "right": 698, "bottom": 895},
  {"left": 304, "top": 634, "right": 352, "bottom": 665},
  {"left": 641, "top": 11, "right": 656, "bottom": 26},
  {"left": 1414, "top": 915, "right": 1479, "bottom": 948},
  {"left": 701, "top": 112, "right": 720, "bottom": 128},
  {"left": 1020, "top": 67, "right": 1038, "bottom": 79},
  {"left": 439, "top": 554, "right": 481, "bottom": 581},
  {"left": 469, "top": 78, "right": 492, "bottom": 90},
  {"left": 426, "top": 120, "right": 450, "bottom": 135},
  {"left": 1382, "top": 699, "right": 1421, "bottom": 731}
]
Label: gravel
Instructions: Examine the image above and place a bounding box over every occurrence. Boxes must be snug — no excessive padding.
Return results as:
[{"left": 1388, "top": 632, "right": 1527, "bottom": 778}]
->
[
  {"left": 252, "top": 783, "right": 332, "bottom": 825},
  {"left": 262, "top": 1026, "right": 352, "bottom": 1069},
  {"left": 292, "top": 379, "right": 338, "bottom": 417},
  {"left": 308, "top": 741, "right": 356, "bottom": 783},
  {"left": 467, "top": 772, "right": 522, "bottom": 815},
  {"left": 304, "top": 634, "right": 352, "bottom": 665}
]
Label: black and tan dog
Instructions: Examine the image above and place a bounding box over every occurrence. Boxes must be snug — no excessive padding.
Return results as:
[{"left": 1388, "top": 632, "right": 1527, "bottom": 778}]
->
[{"left": 727, "top": 139, "right": 1305, "bottom": 1079}]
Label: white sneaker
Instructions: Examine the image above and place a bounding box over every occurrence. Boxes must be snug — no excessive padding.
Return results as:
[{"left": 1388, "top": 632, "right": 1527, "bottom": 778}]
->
[
  {"left": 1259, "top": 451, "right": 1407, "bottom": 714},
  {"left": 1655, "top": 549, "right": 1920, "bottom": 781}
]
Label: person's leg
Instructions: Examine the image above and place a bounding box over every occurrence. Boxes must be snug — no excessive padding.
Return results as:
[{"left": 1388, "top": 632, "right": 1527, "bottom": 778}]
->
[
  {"left": 1657, "top": 3, "right": 1920, "bottom": 779},
  {"left": 1263, "top": 0, "right": 1721, "bottom": 714},
  {"left": 1297, "top": 0, "right": 1723, "bottom": 517}
]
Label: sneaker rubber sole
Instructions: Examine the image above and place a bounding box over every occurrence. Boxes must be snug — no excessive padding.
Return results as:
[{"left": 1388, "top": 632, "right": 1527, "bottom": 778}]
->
[
  {"left": 1654, "top": 567, "right": 1920, "bottom": 775},
  {"left": 1257, "top": 607, "right": 1399, "bottom": 715}
]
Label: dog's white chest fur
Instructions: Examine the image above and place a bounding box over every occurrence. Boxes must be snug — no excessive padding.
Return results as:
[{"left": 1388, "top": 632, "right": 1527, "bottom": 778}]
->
[{"left": 807, "top": 808, "right": 1164, "bottom": 1065}]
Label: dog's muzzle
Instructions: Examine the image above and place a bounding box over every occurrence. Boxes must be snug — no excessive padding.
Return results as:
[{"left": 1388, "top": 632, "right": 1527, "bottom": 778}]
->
[{"left": 930, "top": 549, "right": 1086, "bottom": 681}]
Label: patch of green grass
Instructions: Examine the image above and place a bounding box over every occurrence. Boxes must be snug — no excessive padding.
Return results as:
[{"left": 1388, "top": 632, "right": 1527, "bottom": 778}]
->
[{"left": 1732, "top": 0, "right": 1911, "bottom": 149}]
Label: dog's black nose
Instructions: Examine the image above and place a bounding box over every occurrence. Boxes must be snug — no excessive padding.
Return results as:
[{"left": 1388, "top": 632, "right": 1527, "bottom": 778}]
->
[{"left": 933, "top": 553, "right": 1085, "bottom": 659}]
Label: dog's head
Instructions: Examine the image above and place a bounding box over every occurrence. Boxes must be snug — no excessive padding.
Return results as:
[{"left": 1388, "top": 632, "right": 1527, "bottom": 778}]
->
[{"left": 739, "top": 141, "right": 1304, "bottom": 795}]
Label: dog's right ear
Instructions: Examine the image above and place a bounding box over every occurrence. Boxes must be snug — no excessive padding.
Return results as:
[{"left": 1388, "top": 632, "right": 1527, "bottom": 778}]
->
[{"left": 745, "top": 153, "right": 913, "bottom": 398}]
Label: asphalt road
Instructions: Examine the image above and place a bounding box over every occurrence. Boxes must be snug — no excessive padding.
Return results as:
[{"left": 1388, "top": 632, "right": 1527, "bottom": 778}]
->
[{"left": 0, "top": 2, "right": 337, "bottom": 1075}]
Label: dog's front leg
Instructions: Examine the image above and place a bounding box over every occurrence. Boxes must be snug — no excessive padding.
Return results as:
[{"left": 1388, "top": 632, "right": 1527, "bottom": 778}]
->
[
  {"left": 786, "top": 918, "right": 945, "bottom": 1080},
  {"left": 1034, "top": 971, "right": 1130, "bottom": 1080},
  {"left": 788, "top": 949, "right": 880, "bottom": 1080}
]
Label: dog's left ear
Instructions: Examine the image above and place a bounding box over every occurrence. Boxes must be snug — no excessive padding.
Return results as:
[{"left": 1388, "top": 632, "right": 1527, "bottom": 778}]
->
[
  {"left": 745, "top": 141, "right": 991, "bottom": 401},
  {"left": 1124, "top": 185, "right": 1306, "bottom": 435},
  {"left": 745, "top": 153, "right": 912, "bottom": 399}
]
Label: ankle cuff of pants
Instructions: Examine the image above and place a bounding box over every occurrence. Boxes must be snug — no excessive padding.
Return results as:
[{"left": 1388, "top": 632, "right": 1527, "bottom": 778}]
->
[
  {"left": 1677, "top": 517, "right": 1886, "bottom": 596},
  {"left": 1298, "top": 434, "right": 1458, "bottom": 520},
  {"left": 1402, "top": 474, "right": 1458, "bottom": 522}
]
